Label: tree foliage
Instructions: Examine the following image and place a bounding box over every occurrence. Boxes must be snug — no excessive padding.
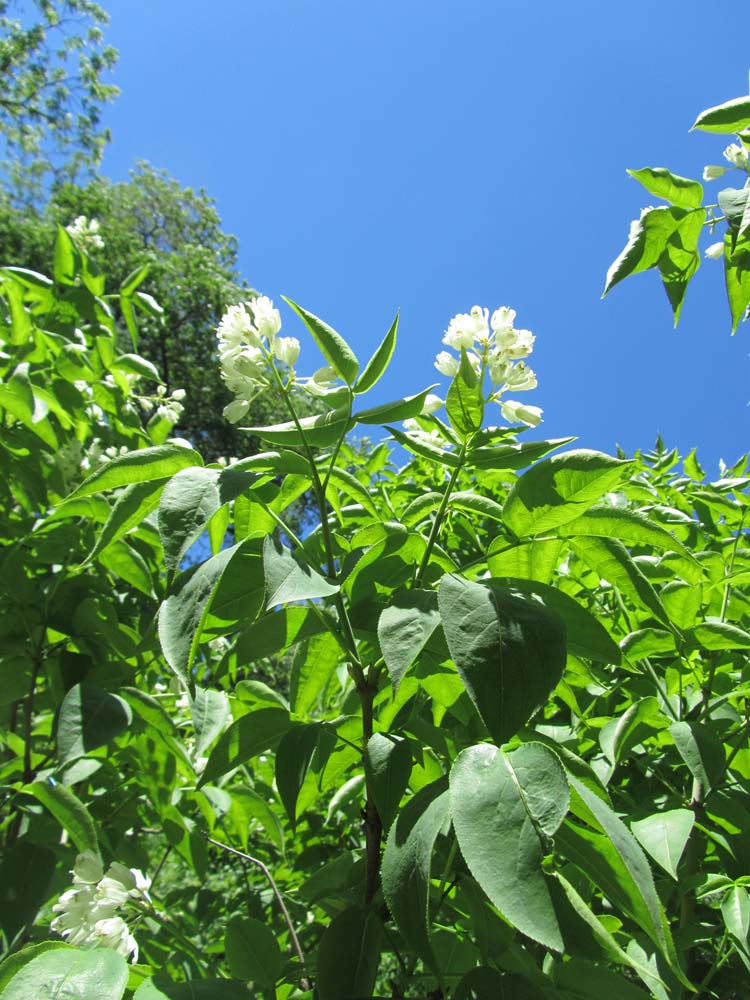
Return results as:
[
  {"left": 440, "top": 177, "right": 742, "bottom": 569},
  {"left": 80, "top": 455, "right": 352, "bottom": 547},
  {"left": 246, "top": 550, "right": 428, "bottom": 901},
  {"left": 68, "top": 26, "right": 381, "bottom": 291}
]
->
[
  {"left": 0, "top": 0, "right": 118, "bottom": 201},
  {"left": 0, "top": 162, "right": 308, "bottom": 462}
]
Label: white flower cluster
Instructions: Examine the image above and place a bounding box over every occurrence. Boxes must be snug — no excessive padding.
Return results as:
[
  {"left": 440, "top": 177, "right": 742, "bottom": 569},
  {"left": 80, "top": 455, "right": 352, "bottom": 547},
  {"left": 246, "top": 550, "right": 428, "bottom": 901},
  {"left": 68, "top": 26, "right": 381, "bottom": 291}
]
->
[
  {"left": 703, "top": 142, "right": 750, "bottom": 181},
  {"left": 137, "top": 384, "right": 186, "bottom": 425},
  {"left": 65, "top": 216, "right": 105, "bottom": 252},
  {"left": 51, "top": 852, "right": 150, "bottom": 962},
  {"left": 216, "top": 296, "right": 300, "bottom": 423},
  {"left": 432, "top": 305, "right": 542, "bottom": 427}
]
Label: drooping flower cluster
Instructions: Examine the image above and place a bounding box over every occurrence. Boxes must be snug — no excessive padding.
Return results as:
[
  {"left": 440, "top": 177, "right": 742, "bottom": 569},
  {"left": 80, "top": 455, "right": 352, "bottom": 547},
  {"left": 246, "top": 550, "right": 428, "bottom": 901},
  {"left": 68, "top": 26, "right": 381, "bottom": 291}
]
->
[
  {"left": 432, "top": 305, "right": 542, "bottom": 427},
  {"left": 216, "top": 296, "right": 300, "bottom": 423},
  {"left": 703, "top": 141, "right": 750, "bottom": 181},
  {"left": 65, "top": 216, "right": 105, "bottom": 252},
  {"left": 50, "top": 852, "right": 150, "bottom": 962}
]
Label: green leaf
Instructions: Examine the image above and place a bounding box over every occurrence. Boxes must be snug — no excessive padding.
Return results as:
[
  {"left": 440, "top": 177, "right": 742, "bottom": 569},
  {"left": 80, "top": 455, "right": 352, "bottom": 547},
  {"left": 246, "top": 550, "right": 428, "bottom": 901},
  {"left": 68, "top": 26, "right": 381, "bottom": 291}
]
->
[
  {"left": 158, "top": 544, "right": 241, "bottom": 688},
  {"left": 0, "top": 843, "right": 56, "bottom": 945},
  {"left": 2, "top": 947, "right": 128, "bottom": 1000},
  {"left": 158, "top": 467, "right": 222, "bottom": 572},
  {"left": 283, "top": 297, "right": 360, "bottom": 384},
  {"left": 53, "top": 225, "right": 81, "bottom": 285},
  {"left": 191, "top": 688, "right": 229, "bottom": 759},
  {"left": 0, "top": 943, "right": 73, "bottom": 994},
  {"left": 365, "top": 733, "right": 412, "bottom": 833},
  {"left": 492, "top": 576, "right": 621, "bottom": 664},
  {"left": 571, "top": 537, "right": 670, "bottom": 625},
  {"left": 450, "top": 490, "right": 505, "bottom": 522},
  {"left": 718, "top": 186, "right": 750, "bottom": 244},
  {"left": 503, "top": 450, "right": 633, "bottom": 537},
  {"left": 323, "top": 465, "right": 379, "bottom": 516},
  {"left": 354, "top": 385, "right": 438, "bottom": 424},
  {"left": 658, "top": 207, "right": 705, "bottom": 325},
  {"left": 290, "top": 631, "right": 342, "bottom": 716},
  {"left": 224, "top": 916, "right": 283, "bottom": 987},
  {"left": 98, "top": 539, "right": 153, "bottom": 595},
  {"left": 446, "top": 349, "right": 484, "bottom": 438},
  {"left": 628, "top": 168, "right": 703, "bottom": 209},
  {"left": 559, "top": 777, "right": 686, "bottom": 983},
  {"left": 669, "top": 720, "right": 725, "bottom": 793},
  {"left": 263, "top": 535, "right": 339, "bottom": 608},
  {"left": 466, "top": 436, "right": 575, "bottom": 471},
  {"left": 198, "top": 707, "right": 290, "bottom": 786},
  {"left": 621, "top": 628, "right": 677, "bottom": 660},
  {"left": 378, "top": 589, "right": 441, "bottom": 691},
  {"left": 355, "top": 311, "right": 398, "bottom": 393},
  {"left": 134, "top": 979, "right": 252, "bottom": 999},
  {"left": 721, "top": 886, "right": 750, "bottom": 951},
  {"left": 57, "top": 682, "right": 132, "bottom": 763},
  {"left": 604, "top": 206, "right": 691, "bottom": 296},
  {"left": 691, "top": 96, "right": 750, "bottom": 133},
  {"left": 439, "top": 575, "right": 566, "bottom": 744},
  {"left": 275, "top": 724, "right": 320, "bottom": 829},
  {"left": 684, "top": 620, "right": 750, "bottom": 650},
  {"left": 630, "top": 809, "right": 694, "bottom": 880},
  {"left": 87, "top": 479, "right": 167, "bottom": 562},
  {"left": 243, "top": 407, "right": 353, "bottom": 448},
  {"left": 450, "top": 742, "right": 569, "bottom": 950},
  {"left": 111, "top": 353, "right": 161, "bottom": 382},
  {"left": 120, "top": 262, "right": 151, "bottom": 297},
  {"left": 386, "top": 423, "right": 460, "bottom": 467},
  {"left": 381, "top": 777, "right": 450, "bottom": 971},
  {"left": 70, "top": 444, "right": 203, "bottom": 498},
  {"left": 234, "top": 606, "right": 340, "bottom": 664},
  {"left": 316, "top": 906, "right": 382, "bottom": 1000},
  {"left": 487, "top": 538, "right": 564, "bottom": 584},
  {"left": 599, "top": 697, "right": 665, "bottom": 766},
  {"left": 554, "top": 959, "right": 651, "bottom": 1000},
  {"left": 25, "top": 780, "right": 99, "bottom": 855},
  {"left": 724, "top": 237, "right": 750, "bottom": 332}
]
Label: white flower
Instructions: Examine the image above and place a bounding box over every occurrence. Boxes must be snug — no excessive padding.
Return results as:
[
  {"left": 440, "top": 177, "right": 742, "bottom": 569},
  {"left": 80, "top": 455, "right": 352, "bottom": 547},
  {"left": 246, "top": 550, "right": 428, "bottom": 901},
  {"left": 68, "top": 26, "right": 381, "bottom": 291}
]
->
[
  {"left": 443, "top": 306, "right": 488, "bottom": 349},
  {"left": 65, "top": 215, "right": 105, "bottom": 251},
  {"left": 703, "top": 164, "right": 727, "bottom": 180},
  {"left": 723, "top": 143, "right": 749, "bottom": 169},
  {"left": 92, "top": 916, "right": 138, "bottom": 961},
  {"left": 304, "top": 365, "right": 340, "bottom": 396},
  {"left": 490, "top": 306, "right": 516, "bottom": 332},
  {"left": 402, "top": 419, "right": 444, "bottom": 449},
  {"left": 500, "top": 399, "right": 543, "bottom": 426},
  {"left": 705, "top": 241, "right": 724, "bottom": 260},
  {"left": 73, "top": 852, "right": 104, "bottom": 885},
  {"left": 496, "top": 327, "right": 536, "bottom": 359},
  {"left": 488, "top": 353, "right": 512, "bottom": 385},
  {"left": 434, "top": 351, "right": 460, "bottom": 376},
  {"left": 503, "top": 362, "right": 538, "bottom": 391},
  {"left": 420, "top": 393, "right": 444, "bottom": 415},
  {"left": 249, "top": 295, "right": 282, "bottom": 339},
  {"left": 172, "top": 388, "right": 186, "bottom": 401},
  {"left": 216, "top": 303, "right": 259, "bottom": 349},
  {"left": 272, "top": 335, "right": 300, "bottom": 366}
]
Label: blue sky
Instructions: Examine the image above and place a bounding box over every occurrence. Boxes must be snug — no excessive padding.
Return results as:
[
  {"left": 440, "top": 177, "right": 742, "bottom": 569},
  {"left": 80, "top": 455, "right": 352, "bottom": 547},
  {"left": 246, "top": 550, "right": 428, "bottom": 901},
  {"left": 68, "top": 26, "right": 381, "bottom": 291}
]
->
[{"left": 101, "top": 0, "right": 750, "bottom": 470}]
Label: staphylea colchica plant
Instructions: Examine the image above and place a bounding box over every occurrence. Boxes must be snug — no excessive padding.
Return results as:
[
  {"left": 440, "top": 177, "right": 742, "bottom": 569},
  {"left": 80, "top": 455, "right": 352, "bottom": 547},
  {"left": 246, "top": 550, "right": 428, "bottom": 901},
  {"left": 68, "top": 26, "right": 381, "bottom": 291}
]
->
[
  {"left": 1, "top": 208, "right": 750, "bottom": 999},
  {"left": 606, "top": 83, "right": 750, "bottom": 333}
]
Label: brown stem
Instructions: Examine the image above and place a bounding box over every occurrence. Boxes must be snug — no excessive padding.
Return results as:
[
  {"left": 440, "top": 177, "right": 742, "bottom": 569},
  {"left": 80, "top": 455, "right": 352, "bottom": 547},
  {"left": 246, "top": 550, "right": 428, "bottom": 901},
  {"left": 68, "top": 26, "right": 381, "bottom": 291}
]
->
[
  {"left": 203, "top": 834, "right": 311, "bottom": 991},
  {"left": 362, "top": 681, "right": 382, "bottom": 905}
]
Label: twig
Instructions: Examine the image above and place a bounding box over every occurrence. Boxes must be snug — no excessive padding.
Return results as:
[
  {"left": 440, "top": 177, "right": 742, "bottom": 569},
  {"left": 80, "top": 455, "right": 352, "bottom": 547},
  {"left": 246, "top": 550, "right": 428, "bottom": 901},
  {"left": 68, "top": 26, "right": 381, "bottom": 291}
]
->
[{"left": 203, "top": 834, "right": 311, "bottom": 991}]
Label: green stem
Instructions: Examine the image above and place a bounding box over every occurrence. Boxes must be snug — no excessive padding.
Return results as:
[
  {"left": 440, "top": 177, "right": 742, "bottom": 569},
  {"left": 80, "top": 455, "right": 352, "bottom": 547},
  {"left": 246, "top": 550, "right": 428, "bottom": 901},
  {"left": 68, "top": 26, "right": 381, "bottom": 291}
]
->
[{"left": 414, "top": 443, "right": 467, "bottom": 587}]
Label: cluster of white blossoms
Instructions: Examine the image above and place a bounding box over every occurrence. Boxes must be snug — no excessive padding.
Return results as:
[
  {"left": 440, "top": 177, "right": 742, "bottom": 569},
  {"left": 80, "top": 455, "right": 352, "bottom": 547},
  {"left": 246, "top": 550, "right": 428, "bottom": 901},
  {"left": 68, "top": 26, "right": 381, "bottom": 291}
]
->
[
  {"left": 432, "top": 305, "right": 542, "bottom": 427},
  {"left": 65, "top": 216, "right": 105, "bottom": 252},
  {"left": 51, "top": 852, "right": 150, "bottom": 962},
  {"left": 216, "top": 296, "right": 300, "bottom": 423},
  {"left": 703, "top": 141, "right": 750, "bottom": 181}
]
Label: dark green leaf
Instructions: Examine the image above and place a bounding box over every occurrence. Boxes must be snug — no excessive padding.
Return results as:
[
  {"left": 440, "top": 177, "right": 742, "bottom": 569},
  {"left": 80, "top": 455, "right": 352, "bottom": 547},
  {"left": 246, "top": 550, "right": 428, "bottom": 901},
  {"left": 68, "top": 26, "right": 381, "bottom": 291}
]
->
[
  {"left": 198, "top": 707, "right": 290, "bottom": 786},
  {"left": 316, "top": 906, "right": 382, "bottom": 1000},
  {"left": 0, "top": 843, "right": 56, "bottom": 944},
  {"left": 450, "top": 742, "right": 568, "bottom": 950},
  {"left": 24, "top": 781, "right": 99, "bottom": 855},
  {"left": 355, "top": 385, "right": 438, "bottom": 424},
  {"left": 669, "top": 720, "right": 725, "bottom": 793},
  {"left": 630, "top": 809, "right": 694, "bottom": 880},
  {"left": 57, "top": 683, "right": 132, "bottom": 763},
  {"left": 378, "top": 589, "right": 441, "bottom": 691},
  {"left": 2, "top": 947, "right": 128, "bottom": 1000},
  {"left": 275, "top": 724, "right": 320, "bottom": 829},
  {"left": 224, "top": 916, "right": 283, "bottom": 986},
  {"left": 439, "top": 575, "right": 567, "bottom": 744},
  {"left": 263, "top": 535, "right": 339, "bottom": 608},
  {"left": 571, "top": 537, "right": 670, "bottom": 626},
  {"left": 386, "top": 424, "right": 460, "bottom": 467},
  {"left": 191, "top": 688, "right": 229, "bottom": 759},
  {"left": 466, "top": 436, "right": 575, "bottom": 471},
  {"left": 446, "top": 349, "right": 483, "bottom": 438},
  {"left": 158, "top": 467, "right": 222, "bottom": 572},
  {"left": 87, "top": 479, "right": 168, "bottom": 562},
  {"left": 604, "top": 206, "right": 689, "bottom": 296},
  {"left": 243, "top": 407, "right": 353, "bottom": 448},
  {"left": 381, "top": 778, "right": 450, "bottom": 972},
  {"left": 365, "top": 733, "right": 412, "bottom": 832}
]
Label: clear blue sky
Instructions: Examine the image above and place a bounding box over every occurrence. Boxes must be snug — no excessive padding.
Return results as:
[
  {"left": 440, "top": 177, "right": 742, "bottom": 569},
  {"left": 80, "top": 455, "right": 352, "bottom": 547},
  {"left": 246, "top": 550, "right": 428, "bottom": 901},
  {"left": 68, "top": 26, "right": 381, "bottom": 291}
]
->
[{"left": 101, "top": 0, "right": 749, "bottom": 470}]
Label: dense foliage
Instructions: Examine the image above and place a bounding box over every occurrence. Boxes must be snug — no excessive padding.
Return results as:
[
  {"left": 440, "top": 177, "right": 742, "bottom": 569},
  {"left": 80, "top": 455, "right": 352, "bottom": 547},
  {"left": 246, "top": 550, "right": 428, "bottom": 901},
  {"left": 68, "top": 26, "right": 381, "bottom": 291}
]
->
[
  {"left": 1, "top": 92, "right": 750, "bottom": 1000},
  {"left": 0, "top": 163, "right": 307, "bottom": 462}
]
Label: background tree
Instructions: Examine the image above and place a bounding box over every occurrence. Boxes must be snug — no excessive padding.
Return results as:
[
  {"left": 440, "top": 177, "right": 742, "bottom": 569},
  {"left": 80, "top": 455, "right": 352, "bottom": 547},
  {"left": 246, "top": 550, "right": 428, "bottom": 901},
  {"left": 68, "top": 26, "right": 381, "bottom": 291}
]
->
[
  {"left": 0, "top": 0, "right": 118, "bottom": 203},
  {"left": 0, "top": 162, "right": 309, "bottom": 461}
]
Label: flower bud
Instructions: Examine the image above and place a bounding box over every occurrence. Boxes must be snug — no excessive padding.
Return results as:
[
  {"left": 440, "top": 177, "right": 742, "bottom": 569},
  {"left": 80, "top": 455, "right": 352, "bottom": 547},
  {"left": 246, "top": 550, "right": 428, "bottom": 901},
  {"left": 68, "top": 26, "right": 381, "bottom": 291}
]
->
[
  {"left": 704, "top": 241, "right": 724, "bottom": 260},
  {"left": 500, "top": 399, "right": 543, "bottom": 426},
  {"left": 420, "top": 393, "right": 444, "bottom": 415},
  {"left": 434, "top": 351, "right": 460, "bottom": 376},
  {"left": 703, "top": 164, "right": 727, "bottom": 181},
  {"left": 272, "top": 335, "right": 301, "bottom": 366}
]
